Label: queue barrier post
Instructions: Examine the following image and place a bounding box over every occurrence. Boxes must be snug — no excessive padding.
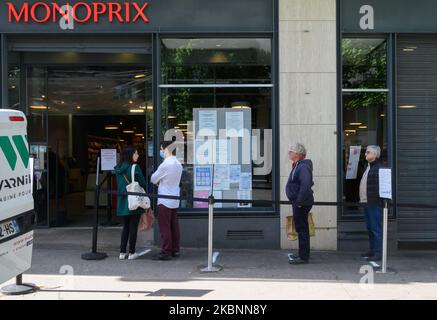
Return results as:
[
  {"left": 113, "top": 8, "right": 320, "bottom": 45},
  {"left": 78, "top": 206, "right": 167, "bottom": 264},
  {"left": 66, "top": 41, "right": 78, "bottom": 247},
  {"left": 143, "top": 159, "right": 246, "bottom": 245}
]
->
[
  {"left": 200, "top": 195, "right": 222, "bottom": 273},
  {"left": 81, "top": 157, "right": 107, "bottom": 261}
]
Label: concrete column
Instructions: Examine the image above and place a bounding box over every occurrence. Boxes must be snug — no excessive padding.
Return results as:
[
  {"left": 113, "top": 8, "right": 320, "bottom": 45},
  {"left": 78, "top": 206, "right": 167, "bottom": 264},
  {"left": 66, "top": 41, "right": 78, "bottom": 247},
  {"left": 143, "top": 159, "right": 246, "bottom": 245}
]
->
[{"left": 279, "top": 0, "right": 337, "bottom": 250}]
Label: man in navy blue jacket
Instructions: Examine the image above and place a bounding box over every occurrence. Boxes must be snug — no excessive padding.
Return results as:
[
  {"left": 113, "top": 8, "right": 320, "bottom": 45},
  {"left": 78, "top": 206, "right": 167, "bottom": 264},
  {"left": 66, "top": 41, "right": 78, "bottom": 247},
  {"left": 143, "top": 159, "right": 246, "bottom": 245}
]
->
[{"left": 286, "top": 143, "right": 314, "bottom": 264}]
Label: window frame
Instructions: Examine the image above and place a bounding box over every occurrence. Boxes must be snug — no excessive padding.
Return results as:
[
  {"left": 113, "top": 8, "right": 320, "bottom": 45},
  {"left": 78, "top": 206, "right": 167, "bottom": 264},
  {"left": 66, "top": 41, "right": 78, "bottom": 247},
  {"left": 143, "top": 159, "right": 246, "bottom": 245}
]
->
[
  {"left": 156, "top": 34, "right": 278, "bottom": 216},
  {"left": 339, "top": 33, "right": 396, "bottom": 221}
]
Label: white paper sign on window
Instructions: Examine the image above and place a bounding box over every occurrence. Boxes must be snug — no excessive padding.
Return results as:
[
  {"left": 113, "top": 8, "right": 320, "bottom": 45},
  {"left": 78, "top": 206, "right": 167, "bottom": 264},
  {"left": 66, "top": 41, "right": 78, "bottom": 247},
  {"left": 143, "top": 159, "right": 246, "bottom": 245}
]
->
[
  {"left": 101, "top": 149, "right": 117, "bottom": 171},
  {"left": 346, "top": 146, "right": 362, "bottom": 180},
  {"left": 379, "top": 168, "right": 392, "bottom": 200}
]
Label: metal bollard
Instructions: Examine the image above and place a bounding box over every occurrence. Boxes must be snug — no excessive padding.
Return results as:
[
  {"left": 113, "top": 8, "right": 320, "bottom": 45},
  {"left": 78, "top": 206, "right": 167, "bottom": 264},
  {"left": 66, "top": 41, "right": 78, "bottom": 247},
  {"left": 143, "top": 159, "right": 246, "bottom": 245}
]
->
[{"left": 200, "top": 195, "right": 222, "bottom": 273}]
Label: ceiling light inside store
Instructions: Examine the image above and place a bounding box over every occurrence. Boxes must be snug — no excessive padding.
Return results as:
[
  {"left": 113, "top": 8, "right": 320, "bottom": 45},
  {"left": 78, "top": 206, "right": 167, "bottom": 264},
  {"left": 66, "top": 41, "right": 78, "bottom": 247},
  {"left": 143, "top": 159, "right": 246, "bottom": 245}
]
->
[
  {"left": 358, "top": 126, "right": 368, "bottom": 129},
  {"left": 76, "top": 106, "right": 81, "bottom": 109},
  {"left": 399, "top": 105, "right": 417, "bottom": 109},
  {"left": 349, "top": 122, "right": 362, "bottom": 126},
  {"left": 168, "top": 115, "right": 177, "bottom": 119},
  {"left": 177, "top": 123, "right": 188, "bottom": 126},
  {"left": 345, "top": 129, "right": 356, "bottom": 133},
  {"left": 41, "top": 95, "right": 46, "bottom": 99},
  {"left": 134, "top": 74, "right": 146, "bottom": 79},
  {"left": 380, "top": 114, "right": 385, "bottom": 117},
  {"left": 403, "top": 47, "right": 417, "bottom": 52},
  {"left": 130, "top": 109, "right": 145, "bottom": 113},
  {"left": 135, "top": 133, "right": 144, "bottom": 136},
  {"left": 30, "top": 105, "right": 47, "bottom": 110},
  {"left": 129, "top": 100, "right": 134, "bottom": 104},
  {"left": 147, "top": 105, "right": 153, "bottom": 111},
  {"left": 232, "top": 101, "right": 251, "bottom": 109},
  {"left": 105, "top": 126, "right": 119, "bottom": 130},
  {"left": 123, "top": 130, "right": 135, "bottom": 134}
]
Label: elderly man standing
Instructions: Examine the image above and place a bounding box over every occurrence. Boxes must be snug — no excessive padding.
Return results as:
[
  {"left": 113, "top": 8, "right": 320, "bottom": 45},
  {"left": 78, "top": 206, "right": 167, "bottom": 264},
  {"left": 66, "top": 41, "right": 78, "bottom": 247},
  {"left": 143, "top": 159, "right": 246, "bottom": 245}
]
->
[
  {"left": 286, "top": 143, "right": 314, "bottom": 265},
  {"left": 359, "top": 145, "right": 383, "bottom": 262}
]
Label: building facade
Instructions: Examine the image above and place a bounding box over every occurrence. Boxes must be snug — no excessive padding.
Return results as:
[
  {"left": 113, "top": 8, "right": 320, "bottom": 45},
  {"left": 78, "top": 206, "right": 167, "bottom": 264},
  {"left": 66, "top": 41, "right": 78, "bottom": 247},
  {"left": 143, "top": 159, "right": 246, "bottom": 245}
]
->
[{"left": 1, "top": 0, "right": 436, "bottom": 251}]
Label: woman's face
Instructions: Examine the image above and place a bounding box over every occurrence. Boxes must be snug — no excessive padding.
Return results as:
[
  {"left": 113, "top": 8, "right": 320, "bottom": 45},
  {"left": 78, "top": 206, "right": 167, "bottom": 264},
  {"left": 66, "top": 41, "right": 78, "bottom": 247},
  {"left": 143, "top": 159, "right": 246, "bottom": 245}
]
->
[{"left": 132, "top": 150, "right": 139, "bottom": 163}]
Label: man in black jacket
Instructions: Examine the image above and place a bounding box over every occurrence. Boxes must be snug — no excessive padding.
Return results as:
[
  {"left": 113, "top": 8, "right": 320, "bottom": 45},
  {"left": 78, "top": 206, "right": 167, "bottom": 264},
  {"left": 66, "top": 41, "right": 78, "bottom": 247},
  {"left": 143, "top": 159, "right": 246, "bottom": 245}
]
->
[
  {"left": 286, "top": 143, "right": 314, "bottom": 265},
  {"left": 359, "top": 145, "right": 383, "bottom": 261}
]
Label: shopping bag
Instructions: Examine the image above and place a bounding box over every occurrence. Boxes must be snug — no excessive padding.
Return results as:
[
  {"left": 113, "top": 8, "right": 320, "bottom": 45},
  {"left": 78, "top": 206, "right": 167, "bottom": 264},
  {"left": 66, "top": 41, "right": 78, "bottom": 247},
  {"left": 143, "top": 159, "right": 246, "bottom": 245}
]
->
[
  {"left": 124, "top": 164, "right": 150, "bottom": 211},
  {"left": 139, "top": 208, "right": 154, "bottom": 232},
  {"left": 286, "top": 212, "right": 316, "bottom": 241}
]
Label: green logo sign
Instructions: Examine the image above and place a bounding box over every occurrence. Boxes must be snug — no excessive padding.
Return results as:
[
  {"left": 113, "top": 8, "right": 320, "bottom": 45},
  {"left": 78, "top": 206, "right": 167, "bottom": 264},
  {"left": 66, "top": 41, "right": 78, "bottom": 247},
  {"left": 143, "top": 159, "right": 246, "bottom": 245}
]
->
[{"left": 0, "top": 135, "right": 29, "bottom": 171}]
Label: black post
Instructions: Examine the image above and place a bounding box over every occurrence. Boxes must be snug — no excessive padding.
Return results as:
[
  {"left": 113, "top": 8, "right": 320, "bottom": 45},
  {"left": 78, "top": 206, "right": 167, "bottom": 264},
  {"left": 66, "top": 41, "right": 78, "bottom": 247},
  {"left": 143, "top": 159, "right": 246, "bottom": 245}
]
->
[
  {"left": 82, "top": 157, "right": 107, "bottom": 260},
  {"left": 92, "top": 182, "right": 100, "bottom": 253},
  {"left": 107, "top": 172, "right": 112, "bottom": 223},
  {"left": 1, "top": 274, "right": 37, "bottom": 296}
]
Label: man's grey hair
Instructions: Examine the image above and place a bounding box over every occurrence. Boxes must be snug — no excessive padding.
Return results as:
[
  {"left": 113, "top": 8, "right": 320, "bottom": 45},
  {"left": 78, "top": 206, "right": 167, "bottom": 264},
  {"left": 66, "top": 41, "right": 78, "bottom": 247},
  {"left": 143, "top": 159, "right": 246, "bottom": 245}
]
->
[
  {"left": 289, "top": 143, "right": 307, "bottom": 156},
  {"left": 367, "top": 145, "right": 381, "bottom": 159}
]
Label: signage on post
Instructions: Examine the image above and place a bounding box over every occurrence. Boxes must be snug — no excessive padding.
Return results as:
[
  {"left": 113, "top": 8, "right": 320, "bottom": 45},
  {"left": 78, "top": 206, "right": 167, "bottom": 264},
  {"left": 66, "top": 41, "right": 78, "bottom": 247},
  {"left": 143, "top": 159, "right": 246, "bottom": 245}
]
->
[
  {"left": 379, "top": 168, "right": 392, "bottom": 200},
  {"left": 101, "top": 149, "right": 117, "bottom": 171}
]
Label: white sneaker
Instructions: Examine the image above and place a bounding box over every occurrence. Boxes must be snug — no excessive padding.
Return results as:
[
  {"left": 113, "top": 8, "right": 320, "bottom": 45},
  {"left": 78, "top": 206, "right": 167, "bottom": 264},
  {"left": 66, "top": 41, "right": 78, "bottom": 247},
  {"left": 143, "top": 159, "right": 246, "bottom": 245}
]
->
[
  {"left": 119, "top": 253, "right": 128, "bottom": 260},
  {"left": 128, "top": 253, "right": 140, "bottom": 260}
]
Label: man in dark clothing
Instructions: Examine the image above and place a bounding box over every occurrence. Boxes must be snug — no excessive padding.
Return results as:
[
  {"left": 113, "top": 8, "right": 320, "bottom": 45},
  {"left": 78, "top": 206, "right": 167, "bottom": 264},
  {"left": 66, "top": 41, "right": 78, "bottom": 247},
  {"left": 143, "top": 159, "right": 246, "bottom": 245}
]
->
[
  {"left": 286, "top": 143, "right": 314, "bottom": 265},
  {"left": 359, "top": 145, "right": 383, "bottom": 261}
]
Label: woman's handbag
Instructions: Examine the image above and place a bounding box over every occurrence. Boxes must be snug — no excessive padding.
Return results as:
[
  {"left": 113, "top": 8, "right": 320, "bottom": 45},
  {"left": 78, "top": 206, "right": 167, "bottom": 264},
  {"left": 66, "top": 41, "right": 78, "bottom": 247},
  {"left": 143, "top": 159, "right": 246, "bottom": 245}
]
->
[
  {"left": 123, "top": 164, "right": 150, "bottom": 210},
  {"left": 139, "top": 208, "right": 154, "bottom": 232},
  {"left": 286, "top": 212, "right": 315, "bottom": 241}
]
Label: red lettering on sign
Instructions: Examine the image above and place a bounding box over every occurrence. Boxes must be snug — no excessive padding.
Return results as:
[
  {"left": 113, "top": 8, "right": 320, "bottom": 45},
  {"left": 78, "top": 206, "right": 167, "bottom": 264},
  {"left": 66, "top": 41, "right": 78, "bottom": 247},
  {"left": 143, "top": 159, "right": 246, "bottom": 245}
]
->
[
  {"left": 30, "top": 2, "right": 51, "bottom": 23},
  {"left": 52, "top": 3, "right": 69, "bottom": 22},
  {"left": 6, "top": 1, "right": 150, "bottom": 24},
  {"left": 7, "top": 2, "right": 29, "bottom": 22},
  {"left": 72, "top": 2, "right": 92, "bottom": 23},
  {"left": 132, "top": 2, "right": 149, "bottom": 22},
  {"left": 108, "top": 2, "right": 123, "bottom": 23},
  {"left": 92, "top": 2, "right": 107, "bottom": 23}
]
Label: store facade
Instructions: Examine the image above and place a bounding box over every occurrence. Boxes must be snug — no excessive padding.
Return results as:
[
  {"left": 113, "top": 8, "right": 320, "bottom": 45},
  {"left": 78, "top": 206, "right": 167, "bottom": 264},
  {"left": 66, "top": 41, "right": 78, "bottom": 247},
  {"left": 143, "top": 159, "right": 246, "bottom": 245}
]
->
[
  {"left": 339, "top": 0, "right": 437, "bottom": 250},
  {"left": 3, "top": 0, "right": 436, "bottom": 251},
  {"left": 1, "top": 0, "right": 283, "bottom": 249}
]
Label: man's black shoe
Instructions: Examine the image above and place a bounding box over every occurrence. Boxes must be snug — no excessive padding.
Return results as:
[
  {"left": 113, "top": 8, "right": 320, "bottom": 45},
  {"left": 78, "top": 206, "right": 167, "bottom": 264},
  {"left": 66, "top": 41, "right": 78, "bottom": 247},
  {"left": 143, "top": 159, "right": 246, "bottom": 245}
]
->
[
  {"left": 153, "top": 253, "right": 172, "bottom": 261},
  {"left": 172, "top": 252, "right": 180, "bottom": 258},
  {"left": 288, "top": 257, "right": 309, "bottom": 265},
  {"left": 361, "top": 252, "right": 374, "bottom": 258}
]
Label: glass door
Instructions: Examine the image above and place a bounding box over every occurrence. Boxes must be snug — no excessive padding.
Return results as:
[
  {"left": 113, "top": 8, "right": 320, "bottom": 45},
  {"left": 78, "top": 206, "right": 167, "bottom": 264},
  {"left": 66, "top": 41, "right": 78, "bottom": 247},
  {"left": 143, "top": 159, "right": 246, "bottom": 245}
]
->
[{"left": 27, "top": 66, "right": 50, "bottom": 226}]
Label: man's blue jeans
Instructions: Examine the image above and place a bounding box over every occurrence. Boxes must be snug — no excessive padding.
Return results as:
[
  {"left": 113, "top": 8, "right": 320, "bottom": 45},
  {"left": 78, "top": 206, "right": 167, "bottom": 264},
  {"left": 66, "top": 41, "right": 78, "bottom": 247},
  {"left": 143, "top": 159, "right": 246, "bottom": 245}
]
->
[{"left": 364, "top": 206, "right": 383, "bottom": 257}]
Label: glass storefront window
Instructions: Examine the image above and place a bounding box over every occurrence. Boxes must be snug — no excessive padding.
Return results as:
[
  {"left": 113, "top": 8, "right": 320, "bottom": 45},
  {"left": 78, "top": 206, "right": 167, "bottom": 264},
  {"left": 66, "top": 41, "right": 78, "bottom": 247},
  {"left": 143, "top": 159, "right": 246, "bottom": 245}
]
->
[
  {"left": 342, "top": 38, "right": 387, "bottom": 89},
  {"left": 342, "top": 38, "right": 388, "bottom": 217},
  {"left": 160, "top": 38, "right": 273, "bottom": 212},
  {"left": 161, "top": 38, "right": 272, "bottom": 85}
]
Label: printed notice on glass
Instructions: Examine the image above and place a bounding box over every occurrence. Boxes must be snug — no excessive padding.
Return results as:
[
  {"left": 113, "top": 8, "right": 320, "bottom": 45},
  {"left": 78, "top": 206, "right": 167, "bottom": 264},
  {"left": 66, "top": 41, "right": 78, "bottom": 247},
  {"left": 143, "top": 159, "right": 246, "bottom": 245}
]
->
[
  {"left": 240, "top": 172, "right": 252, "bottom": 191},
  {"left": 101, "top": 149, "right": 117, "bottom": 171},
  {"left": 379, "top": 168, "right": 392, "bottom": 200},
  {"left": 198, "top": 110, "right": 217, "bottom": 136},
  {"left": 346, "top": 146, "right": 362, "bottom": 180},
  {"left": 213, "top": 165, "right": 230, "bottom": 191},
  {"left": 237, "top": 190, "right": 252, "bottom": 208},
  {"left": 229, "top": 165, "right": 241, "bottom": 184},
  {"left": 214, "top": 139, "right": 230, "bottom": 165},
  {"left": 226, "top": 111, "right": 244, "bottom": 137},
  {"left": 194, "top": 190, "right": 209, "bottom": 208},
  {"left": 194, "top": 166, "right": 212, "bottom": 191}
]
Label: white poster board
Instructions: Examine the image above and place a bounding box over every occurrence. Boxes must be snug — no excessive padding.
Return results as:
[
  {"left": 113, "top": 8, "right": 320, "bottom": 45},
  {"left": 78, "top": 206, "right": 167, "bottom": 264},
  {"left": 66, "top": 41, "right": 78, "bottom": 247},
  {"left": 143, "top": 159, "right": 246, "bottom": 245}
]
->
[
  {"left": 379, "top": 168, "right": 392, "bottom": 200},
  {"left": 101, "top": 149, "right": 117, "bottom": 171},
  {"left": 199, "top": 110, "right": 217, "bottom": 136},
  {"left": 226, "top": 111, "right": 244, "bottom": 137},
  {"left": 346, "top": 146, "right": 362, "bottom": 179}
]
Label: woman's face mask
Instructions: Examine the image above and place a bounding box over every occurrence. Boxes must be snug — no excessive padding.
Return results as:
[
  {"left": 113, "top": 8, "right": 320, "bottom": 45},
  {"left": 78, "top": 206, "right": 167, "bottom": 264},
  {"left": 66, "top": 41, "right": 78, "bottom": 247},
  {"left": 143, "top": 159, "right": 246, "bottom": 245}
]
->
[{"left": 159, "top": 149, "right": 165, "bottom": 159}]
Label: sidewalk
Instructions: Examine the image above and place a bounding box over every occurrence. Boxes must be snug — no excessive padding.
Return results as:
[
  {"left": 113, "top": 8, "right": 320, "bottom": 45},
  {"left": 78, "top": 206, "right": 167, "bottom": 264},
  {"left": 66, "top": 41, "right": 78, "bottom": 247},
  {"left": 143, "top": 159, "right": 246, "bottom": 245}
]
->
[{"left": 1, "top": 228, "right": 437, "bottom": 300}]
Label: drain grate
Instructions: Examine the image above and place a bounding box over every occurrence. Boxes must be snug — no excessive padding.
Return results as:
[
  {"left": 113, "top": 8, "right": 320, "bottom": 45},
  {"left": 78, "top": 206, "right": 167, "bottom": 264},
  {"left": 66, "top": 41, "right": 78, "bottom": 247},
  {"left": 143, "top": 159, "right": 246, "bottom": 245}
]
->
[{"left": 226, "top": 230, "right": 264, "bottom": 240}]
